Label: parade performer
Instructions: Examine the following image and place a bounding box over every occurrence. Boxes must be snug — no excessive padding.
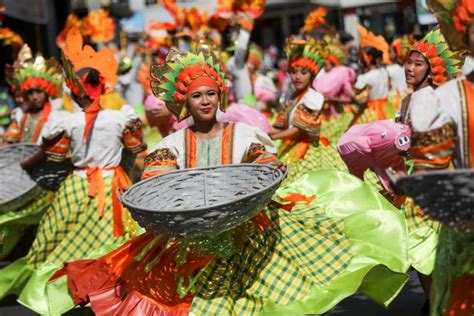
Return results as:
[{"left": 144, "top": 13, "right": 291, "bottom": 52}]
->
[
  {"left": 398, "top": 27, "right": 462, "bottom": 308},
  {"left": 3, "top": 44, "right": 63, "bottom": 145},
  {"left": 387, "top": 34, "right": 414, "bottom": 111},
  {"left": 52, "top": 46, "right": 411, "bottom": 316},
  {"left": 388, "top": 35, "right": 412, "bottom": 94},
  {"left": 339, "top": 28, "right": 463, "bottom": 311},
  {"left": 427, "top": 1, "right": 474, "bottom": 314},
  {"left": 313, "top": 37, "right": 356, "bottom": 145},
  {"left": 0, "top": 28, "right": 145, "bottom": 314},
  {"left": 247, "top": 43, "right": 278, "bottom": 114},
  {"left": 351, "top": 25, "right": 392, "bottom": 125},
  {"left": 271, "top": 37, "right": 347, "bottom": 182},
  {"left": 0, "top": 44, "right": 63, "bottom": 259}
]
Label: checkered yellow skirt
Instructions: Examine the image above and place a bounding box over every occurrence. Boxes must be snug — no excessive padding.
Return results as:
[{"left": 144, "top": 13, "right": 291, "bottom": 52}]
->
[
  {"left": 284, "top": 142, "right": 348, "bottom": 184},
  {"left": 59, "top": 170, "right": 410, "bottom": 316},
  {"left": 0, "top": 174, "right": 139, "bottom": 313},
  {"left": 401, "top": 197, "right": 441, "bottom": 275}
]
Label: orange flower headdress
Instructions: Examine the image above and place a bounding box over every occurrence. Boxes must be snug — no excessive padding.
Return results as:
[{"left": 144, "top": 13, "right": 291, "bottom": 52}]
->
[
  {"left": 428, "top": 0, "right": 474, "bottom": 51},
  {"left": 410, "top": 27, "right": 462, "bottom": 85},
  {"left": 61, "top": 27, "right": 117, "bottom": 99},
  {"left": 150, "top": 47, "right": 228, "bottom": 121},
  {"left": 248, "top": 43, "right": 263, "bottom": 69},
  {"left": 391, "top": 34, "right": 415, "bottom": 61},
  {"left": 285, "top": 36, "right": 328, "bottom": 76},
  {"left": 323, "top": 35, "right": 347, "bottom": 66},
  {"left": 61, "top": 27, "right": 117, "bottom": 141},
  {"left": 302, "top": 7, "right": 328, "bottom": 34},
  {"left": 358, "top": 24, "right": 390, "bottom": 65},
  {"left": 5, "top": 44, "right": 63, "bottom": 98}
]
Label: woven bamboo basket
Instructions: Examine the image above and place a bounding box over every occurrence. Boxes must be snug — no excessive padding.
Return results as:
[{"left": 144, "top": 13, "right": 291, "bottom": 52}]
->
[
  {"left": 396, "top": 169, "right": 474, "bottom": 229},
  {"left": 0, "top": 144, "right": 42, "bottom": 213},
  {"left": 120, "top": 164, "right": 285, "bottom": 238}
]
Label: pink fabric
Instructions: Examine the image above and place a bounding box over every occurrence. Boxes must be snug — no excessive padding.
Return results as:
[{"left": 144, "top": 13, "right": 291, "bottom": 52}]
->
[
  {"left": 337, "top": 120, "right": 411, "bottom": 193},
  {"left": 255, "top": 85, "right": 276, "bottom": 103},
  {"left": 221, "top": 103, "right": 270, "bottom": 133},
  {"left": 313, "top": 66, "right": 356, "bottom": 99},
  {"left": 144, "top": 94, "right": 176, "bottom": 137}
]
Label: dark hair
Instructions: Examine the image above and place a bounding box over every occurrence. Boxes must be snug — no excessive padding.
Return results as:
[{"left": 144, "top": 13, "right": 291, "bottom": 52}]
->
[
  {"left": 363, "top": 46, "right": 383, "bottom": 65},
  {"left": 338, "top": 31, "right": 354, "bottom": 45},
  {"left": 85, "top": 68, "right": 101, "bottom": 85}
]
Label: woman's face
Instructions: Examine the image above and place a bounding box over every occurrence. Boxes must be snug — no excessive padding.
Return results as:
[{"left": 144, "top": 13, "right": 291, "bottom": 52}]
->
[
  {"left": 26, "top": 89, "right": 47, "bottom": 111},
  {"left": 405, "top": 52, "right": 430, "bottom": 87},
  {"left": 14, "top": 90, "right": 25, "bottom": 108},
  {"left": 289, "top": 66, "right": 312, "bottom": 92},
  {"left": 323, "top": 59, "right": 335, "bottom": 72},
  {"left": 186, "top": 85, "right": 219, "bottom": 122}
]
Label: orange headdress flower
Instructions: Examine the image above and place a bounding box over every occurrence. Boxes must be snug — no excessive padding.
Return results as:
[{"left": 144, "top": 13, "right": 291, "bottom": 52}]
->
[
  {"left": 302, "top": 7, "right": 328, "bottom": 34},
  {"left": 358, "top": 24, "right": 390, "bottom": 65},
  {"left": 150, "top": 47, "right": 228, "bottom": 121},
  {"left": 428, "top": 0, "right": 474, "bottom": 51},
  {"left": 410, "top": 27, "right": 462, "bottom": 85}
]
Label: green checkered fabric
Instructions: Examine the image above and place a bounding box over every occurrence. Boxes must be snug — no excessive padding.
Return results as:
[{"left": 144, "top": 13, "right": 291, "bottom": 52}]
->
[
  {"left": 191, "top": 202, "right": 353, "bottom": 314},
  {"left": 285, "top": 143, "right": 348, "bottom": 184},
  {"left": 26, "top": 174, "right": 130, "bottom": 268},
  {"left": 320, "top": 112, "right": 354, "bottom": 146},
  {"left": 402, "top": 198, "right": 441, "bottom": 233}
]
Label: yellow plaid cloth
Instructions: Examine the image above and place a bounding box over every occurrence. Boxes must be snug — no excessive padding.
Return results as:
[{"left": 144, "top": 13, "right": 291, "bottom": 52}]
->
[
  {"left": 285, "top": 143, "right": 348, "bottom": 184},
  {"left": 191, "top": 203, "right": 353, "bottom": 314},
  {"left": 320, "top": 112, "right": 354, "bottom": 146},
  {"left": 26, "top": 174, "right": 136, "bottom": 269}
]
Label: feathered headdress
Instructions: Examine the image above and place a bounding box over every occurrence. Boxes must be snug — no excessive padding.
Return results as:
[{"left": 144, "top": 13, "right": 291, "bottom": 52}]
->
[
  {"left": 323, "top": 35, "right": 347, "bottom": 66},
  {"left": 5, "top": 44, "right": 62, "bottom": 97},
  {"left": 410, "top": 27, "right": 462, "bottom": 85},
  {"left": 87, "top": 9, "right": 115, "bottom": 43},
  {"left": 428, "top": 0, "right": 474, "bottom": 51},
  {"left": 391, "top": 34, "right": 415, "bottom": 61},
  {"left": 358, "top": 24, "right": 390, "bottom": 65},
  {"left": 150, "top": 47, "right": 228, "bottom": 121},
  {"left": 61, "top": 27, "right": 117, "bottom": 99},
  {"left": 302, "top": 7, "right": 328, "bottom": 34},
  {"left": 248, "top": 42, "right": 263, "bottom": 69},
  {"left": 285, "top": 36, "right": 329, "bottom": 75}
]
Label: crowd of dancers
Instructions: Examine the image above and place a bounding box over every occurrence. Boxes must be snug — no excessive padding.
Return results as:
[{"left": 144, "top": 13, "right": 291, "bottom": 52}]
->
[{"left": 0, "top": 0, "right": 472, "bottom": 315}]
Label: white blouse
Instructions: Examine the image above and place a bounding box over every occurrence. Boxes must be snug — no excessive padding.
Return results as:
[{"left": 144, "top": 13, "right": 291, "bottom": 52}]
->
[
  {"left": 152, "top": 122, "right": 276, "bottom": 169},
  {"left": 42, "top": 105, "right": 138, "bottom": 177},
  {"left": 354, "top": 68, "right": 390, "bottom": 100},
  {"left": 285, "top": 88, "right": 324, "bottom": 127}
]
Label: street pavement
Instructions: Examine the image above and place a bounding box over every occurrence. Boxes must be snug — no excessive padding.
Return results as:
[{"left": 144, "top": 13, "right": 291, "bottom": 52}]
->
[{"left": 0, "top": 271, "right": 426, "bottom": 316}]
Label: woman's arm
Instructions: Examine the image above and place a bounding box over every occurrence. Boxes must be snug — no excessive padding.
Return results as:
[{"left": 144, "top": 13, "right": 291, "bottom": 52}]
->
[
  {"left": 20, "top": 149, "right": 47, "bottom": 170},
  {"left": 270, "top": 126, "right": 300, "bottom": 140}
]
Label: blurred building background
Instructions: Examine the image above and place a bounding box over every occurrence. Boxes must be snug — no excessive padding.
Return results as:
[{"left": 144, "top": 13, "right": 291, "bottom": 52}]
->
[{"left": 0, "top": 0, "right": 434, "bottom": 73}]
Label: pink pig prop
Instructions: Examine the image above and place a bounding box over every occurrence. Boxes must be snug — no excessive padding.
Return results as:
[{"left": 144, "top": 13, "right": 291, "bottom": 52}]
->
[{"left": 337, "top": 120, "right": 411, "bottom": 193}]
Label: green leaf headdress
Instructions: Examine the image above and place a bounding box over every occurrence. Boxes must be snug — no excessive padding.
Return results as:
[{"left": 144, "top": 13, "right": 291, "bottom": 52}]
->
[
  {"left": 150, "top": 47, "right": 228, "bottom": 121},
  {"left": 6, "top": 44, "right": 63, "bottom": 98},
  {"left": 428, "top": 0, "right": 474, "bottom": 51},
  {"left": 410, "top": 27, "right": 463, "bottom": 85},
  {"left": 284, "top": 36, "right": 328, "bottom": 76}
]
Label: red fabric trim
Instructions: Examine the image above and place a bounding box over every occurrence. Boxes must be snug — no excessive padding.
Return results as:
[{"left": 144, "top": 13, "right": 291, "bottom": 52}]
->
[{"left": 82, "top": 98, "right": 101, "bottom": 142}]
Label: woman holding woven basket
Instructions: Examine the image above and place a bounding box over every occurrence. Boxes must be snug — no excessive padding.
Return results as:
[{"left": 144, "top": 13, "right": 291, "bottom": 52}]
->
[
  {"left": 0, "top": 44, "right": 64, "bottom": 260},
  {"left": 338, "top": 28, "right": 463, "bottom": 314},
  {"left": 270, "top": 37, "right": 348, "bottom": 183},
  {"left": 40, "top": 42, "right": 418, "bottom": 316},
  {"left": 0, "top": 28, "right": 146, "bottom": 314}
]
